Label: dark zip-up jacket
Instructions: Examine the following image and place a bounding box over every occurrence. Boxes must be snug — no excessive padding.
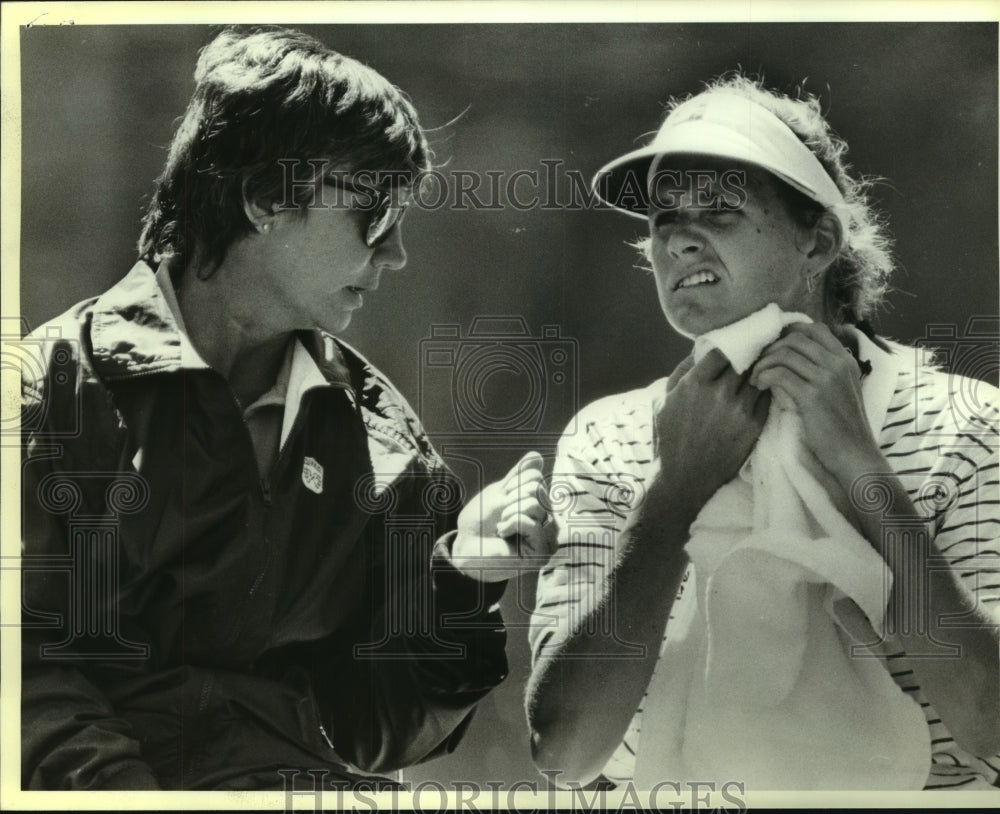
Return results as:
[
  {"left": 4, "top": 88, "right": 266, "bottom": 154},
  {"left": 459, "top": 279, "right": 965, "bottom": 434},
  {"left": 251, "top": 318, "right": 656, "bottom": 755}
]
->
[{"left": 20, "top": 262, "right": 508, "bottom": 790}]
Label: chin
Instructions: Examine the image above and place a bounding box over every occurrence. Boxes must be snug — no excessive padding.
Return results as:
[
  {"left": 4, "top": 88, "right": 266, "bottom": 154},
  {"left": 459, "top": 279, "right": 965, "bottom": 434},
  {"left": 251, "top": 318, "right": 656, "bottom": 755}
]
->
[
  {"left": 663, "top": 310, "right": 718, "bottom": 340},
  {"left": 662, "top": 298, "right": 724, "bottom": 338},
  {"left": 668, "top": 303, "right": 777, "bottom": 338},
  {"left": 316, "top": 313, "right": 352, "bottom": 334}
]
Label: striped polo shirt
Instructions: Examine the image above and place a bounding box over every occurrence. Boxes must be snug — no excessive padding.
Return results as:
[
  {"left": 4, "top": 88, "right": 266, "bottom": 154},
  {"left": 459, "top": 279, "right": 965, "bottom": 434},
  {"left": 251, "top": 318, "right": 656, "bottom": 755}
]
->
[{"left": 529, "top": 336, "right": 999, "bottom": 789}]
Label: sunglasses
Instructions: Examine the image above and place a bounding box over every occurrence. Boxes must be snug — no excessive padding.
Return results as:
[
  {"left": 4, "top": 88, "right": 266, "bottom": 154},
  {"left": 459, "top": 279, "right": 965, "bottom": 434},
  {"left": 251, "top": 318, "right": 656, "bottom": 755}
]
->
[{"left": 322, "top": 174, "right": 409, "bottom": 248}]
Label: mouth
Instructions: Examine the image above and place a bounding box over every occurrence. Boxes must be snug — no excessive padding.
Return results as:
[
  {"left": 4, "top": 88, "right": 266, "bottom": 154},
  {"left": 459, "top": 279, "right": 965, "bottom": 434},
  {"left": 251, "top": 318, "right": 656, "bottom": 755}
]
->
[
  {"left": 344, "top": 285, "right": 368, "bottom": 308},
  {"left": 673, "top": 269, "right": 720, "bottom": 291},
  {"left": 347, "top": 276, "right": 379, "bottom": 294}
]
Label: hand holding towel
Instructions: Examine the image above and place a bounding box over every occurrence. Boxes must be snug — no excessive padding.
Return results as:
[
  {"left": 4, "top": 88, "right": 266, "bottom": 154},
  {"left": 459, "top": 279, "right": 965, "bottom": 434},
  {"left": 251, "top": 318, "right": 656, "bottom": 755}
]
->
[{"left": 633, "top": 304, "right": 930, "bottom": 790}]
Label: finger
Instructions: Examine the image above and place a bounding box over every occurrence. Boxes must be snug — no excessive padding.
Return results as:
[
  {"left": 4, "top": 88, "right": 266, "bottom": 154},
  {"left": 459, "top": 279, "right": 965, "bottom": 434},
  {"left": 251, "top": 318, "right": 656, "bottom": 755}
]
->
[
  {"left": 751, "top": 346, "right": 819, "bottom": 385},
  {"left": 666, "top": 354, "right": 696, "bottom": 392},
  {"left": 504, "top": 472, "right": 545, "bottom": 503},
  {"left": 730, "top": 364, "right": 761, "bottom": 396},
  {"left": 754, "top": 361, "right": 809, "bottom": 389},
  {"left": 762, "top": 333, "right": 825, "bottom": 367},
  {"left": 765, "top": 381, "right": 798, "bottom": 413},
  {"left": 782, "top": 321, "right": 844, "bottom": 355},
  {"left": 504, "top": 450, "right": 544, "bottom": 488},
  {"left": 500, "top": 498, "right": 548, "bottom": 526},
  {"left": 499, "top": 487, "right": 541, "bottom": 518},
  {"left": 754, "top": 366, "right": 808, "bottom": 411},
  {"left": 769, "top": 329, "right": 851, "bottom": 370},
  {"left": 711, "top": 363, "right": 748, "bottom": 398},
  {"left": 752, "top": 387, "right": 773, "bottom": 424},
  {"left": 515, "top": 450, "right": 545, "bottom": 474},
  {"left": 689, "top": 347, "right": 732, "bottom": 382},
  {"left": 734, "top": 372, "right": 766, "bottom": 410},
  {"left": 497, "top": 512, "right": 549, "bottom": 540},
  {"left": 505, "top": 481, "right": 546, "bottom": 510}
]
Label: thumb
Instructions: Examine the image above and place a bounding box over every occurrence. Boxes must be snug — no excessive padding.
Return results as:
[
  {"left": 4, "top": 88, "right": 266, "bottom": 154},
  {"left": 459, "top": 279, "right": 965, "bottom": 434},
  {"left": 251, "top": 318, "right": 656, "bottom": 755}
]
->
[
  {"left": 666, "top": 353, "right": 695, "bottom": 392},
  {"left": 508, "top": 450, "right": 544, "bottom": 480}
]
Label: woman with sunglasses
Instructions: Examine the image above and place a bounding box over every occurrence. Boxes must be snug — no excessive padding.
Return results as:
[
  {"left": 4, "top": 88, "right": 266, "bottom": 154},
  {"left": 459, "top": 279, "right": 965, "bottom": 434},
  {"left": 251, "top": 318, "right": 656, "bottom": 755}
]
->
[{"left": 20, "top": 26, "right": 553, "bottom": 791}]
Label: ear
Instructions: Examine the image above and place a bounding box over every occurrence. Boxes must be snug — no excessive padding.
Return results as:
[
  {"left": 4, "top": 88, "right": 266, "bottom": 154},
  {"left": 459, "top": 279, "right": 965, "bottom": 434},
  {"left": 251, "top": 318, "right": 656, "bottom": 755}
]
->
[
  {"left": 241, "top": 177, "right": 277, "bottom": 235},
  {"left": 804, "top": 210, "right": 842, "bottom": 272}
]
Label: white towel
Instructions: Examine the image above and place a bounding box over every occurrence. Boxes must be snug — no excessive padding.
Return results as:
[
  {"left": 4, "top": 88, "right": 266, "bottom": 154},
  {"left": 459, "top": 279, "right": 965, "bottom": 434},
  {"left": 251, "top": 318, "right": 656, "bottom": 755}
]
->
[
  {"left": 633, "top": 305, "right": 930, "bottom": 790},
  {"left": 692, "top": 302, "right": 810, "bottom": 375}
]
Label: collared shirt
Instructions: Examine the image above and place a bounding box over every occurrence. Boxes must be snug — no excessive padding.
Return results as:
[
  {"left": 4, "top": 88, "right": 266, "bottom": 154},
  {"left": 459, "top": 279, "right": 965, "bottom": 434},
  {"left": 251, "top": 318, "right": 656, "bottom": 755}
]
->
[
  {"left": 21, "top": 260, "right": 509, "bottom": 790},
  {"left": 530, "top": 333, "right": 1000, "bottom": 789},
  {"left": 154, "top": 261, "right": 334, "bottom": 475}
]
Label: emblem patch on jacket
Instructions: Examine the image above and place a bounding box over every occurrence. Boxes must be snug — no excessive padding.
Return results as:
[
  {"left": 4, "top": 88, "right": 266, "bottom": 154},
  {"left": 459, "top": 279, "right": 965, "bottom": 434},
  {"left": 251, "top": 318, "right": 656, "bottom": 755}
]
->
[{"left": 302, "top": 456, "right": 324, "bottom": 494}]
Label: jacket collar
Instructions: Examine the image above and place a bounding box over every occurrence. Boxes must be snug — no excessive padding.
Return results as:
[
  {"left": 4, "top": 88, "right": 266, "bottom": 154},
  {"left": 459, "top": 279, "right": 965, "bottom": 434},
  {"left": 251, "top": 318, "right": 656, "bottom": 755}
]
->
[
  {"left": 89, "top": 261, "right": 352, "bottom": 388},
  {"left": 87, "top": 261, "right": 440, "bottom": 468},
  {"left": 89, "top": 261, "right": 200, "bottom": 379}
]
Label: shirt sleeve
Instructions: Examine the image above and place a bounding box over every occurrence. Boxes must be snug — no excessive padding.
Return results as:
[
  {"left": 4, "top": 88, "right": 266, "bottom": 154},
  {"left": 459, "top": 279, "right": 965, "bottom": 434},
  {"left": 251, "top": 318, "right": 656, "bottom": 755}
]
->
[
  {"left": 529, "top": 391, "right": 655, "bottom": 665},
  {"left": 21, "top": 350, "right": 162, "bottom": 790},
  {"left": 923, "top": 396, "right": 1000, "bottom": 620},
  {"left": 312, "top": 469, "right": 509, "bottom": 774}
]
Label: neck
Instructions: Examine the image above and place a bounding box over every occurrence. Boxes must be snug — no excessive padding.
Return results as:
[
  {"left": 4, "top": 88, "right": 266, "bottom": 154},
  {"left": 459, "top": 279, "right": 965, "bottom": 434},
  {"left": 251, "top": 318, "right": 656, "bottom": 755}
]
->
[{"left": 175, "top": 253, "right": 292, "bottom": 407}]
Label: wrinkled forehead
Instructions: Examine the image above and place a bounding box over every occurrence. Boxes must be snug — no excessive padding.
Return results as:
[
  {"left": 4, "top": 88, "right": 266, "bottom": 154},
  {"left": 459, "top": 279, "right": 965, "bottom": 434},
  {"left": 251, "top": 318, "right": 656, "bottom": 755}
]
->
[{"left": 648, "top": 156, "right": 777, "bottom": 209}]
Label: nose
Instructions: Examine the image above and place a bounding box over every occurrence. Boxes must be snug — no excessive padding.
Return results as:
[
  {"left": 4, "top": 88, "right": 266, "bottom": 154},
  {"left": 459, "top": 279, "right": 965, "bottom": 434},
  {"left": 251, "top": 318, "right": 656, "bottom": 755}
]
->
[
  {"left": 373, "top": 222, "right": 408, "bottom": 271},
  {"left": 663, "top": 221, "right": 705, "bottom": 260}
]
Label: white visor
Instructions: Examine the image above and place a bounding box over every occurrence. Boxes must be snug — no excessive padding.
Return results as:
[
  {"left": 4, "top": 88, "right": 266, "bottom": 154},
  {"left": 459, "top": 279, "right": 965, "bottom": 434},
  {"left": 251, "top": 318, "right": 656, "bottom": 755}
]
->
[{"left": 591, "top": 91, "right": 850, "bottom": 234}]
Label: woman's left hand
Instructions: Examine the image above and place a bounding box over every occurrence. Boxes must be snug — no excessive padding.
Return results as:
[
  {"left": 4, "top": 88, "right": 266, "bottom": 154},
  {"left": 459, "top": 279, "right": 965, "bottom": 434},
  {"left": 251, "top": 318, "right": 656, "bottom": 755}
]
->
[
  {"left": 452, "top": 451, "right": 558, "bottom": 582},
  {"left": 749, "top": 322, "right": 884, "bottom": 488}
]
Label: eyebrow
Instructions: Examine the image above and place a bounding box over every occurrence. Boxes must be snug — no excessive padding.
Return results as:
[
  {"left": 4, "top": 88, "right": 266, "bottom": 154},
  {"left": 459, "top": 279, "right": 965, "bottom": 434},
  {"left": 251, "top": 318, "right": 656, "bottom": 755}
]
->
[
  {"left": 650, "top": 171, "right": 747, "bottom": 208},
  {"left": 650, "top": 209, "right": 678, "bottom": 227}
]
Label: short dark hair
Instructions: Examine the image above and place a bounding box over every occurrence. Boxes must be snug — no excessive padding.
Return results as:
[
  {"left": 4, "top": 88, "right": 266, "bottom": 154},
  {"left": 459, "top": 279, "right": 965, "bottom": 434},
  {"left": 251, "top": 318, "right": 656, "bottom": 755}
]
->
[{"left": 138, "top": 26, "right": 431, "bottom": 270}]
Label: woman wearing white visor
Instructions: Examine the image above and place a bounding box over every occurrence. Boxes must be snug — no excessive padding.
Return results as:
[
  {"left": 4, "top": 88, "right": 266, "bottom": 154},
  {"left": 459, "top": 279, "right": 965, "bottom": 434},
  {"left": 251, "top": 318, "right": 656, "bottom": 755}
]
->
[{"left": 526, "top": 75, "right": 1000, "bottom": 791}]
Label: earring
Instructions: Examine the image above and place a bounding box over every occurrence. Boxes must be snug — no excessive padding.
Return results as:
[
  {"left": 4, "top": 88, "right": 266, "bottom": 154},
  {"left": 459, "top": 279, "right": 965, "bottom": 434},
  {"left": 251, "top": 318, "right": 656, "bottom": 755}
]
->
[
  {"left": 261, "top": 222, "right": 271, "bottom": 234},
  {"left": 806, "top": 273, "right": 817, "bottom": 294}
]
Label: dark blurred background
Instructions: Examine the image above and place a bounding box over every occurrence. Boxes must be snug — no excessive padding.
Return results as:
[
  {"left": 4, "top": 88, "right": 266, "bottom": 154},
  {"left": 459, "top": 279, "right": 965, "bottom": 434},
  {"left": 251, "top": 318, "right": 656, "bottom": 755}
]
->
[{"left": 18, "top": 22, "right": 998, "bottom": 786}]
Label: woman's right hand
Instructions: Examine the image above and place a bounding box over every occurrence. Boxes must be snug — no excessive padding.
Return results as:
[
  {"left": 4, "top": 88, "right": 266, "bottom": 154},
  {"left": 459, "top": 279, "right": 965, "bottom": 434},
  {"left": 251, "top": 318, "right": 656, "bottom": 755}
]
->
[
  {"left": 653, "top": 348, "right": 770, "bottom": 512},
  {"left": 527, "top": 348, "right": 769, "bottom": 786}
]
